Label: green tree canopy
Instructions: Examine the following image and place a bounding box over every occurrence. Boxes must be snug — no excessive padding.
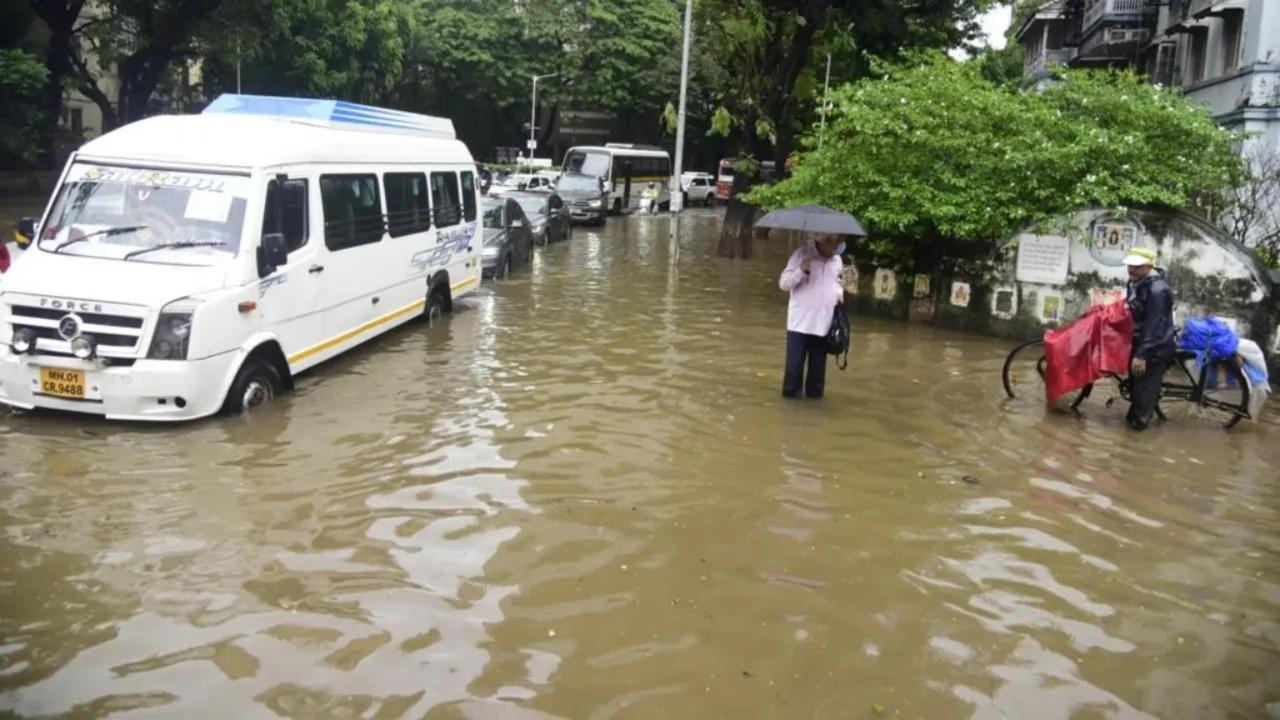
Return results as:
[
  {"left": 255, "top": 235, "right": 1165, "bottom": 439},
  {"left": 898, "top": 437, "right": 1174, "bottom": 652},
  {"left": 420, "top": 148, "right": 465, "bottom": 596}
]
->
[
  {"left": 748, "top": 54, "right": 1244, "bottom": 269},
  {"left": 695, "top": 0, "right": 995, "bottom": 257},
  {"left": 0, "top": 49, "right": 51, "bottom": 165}
]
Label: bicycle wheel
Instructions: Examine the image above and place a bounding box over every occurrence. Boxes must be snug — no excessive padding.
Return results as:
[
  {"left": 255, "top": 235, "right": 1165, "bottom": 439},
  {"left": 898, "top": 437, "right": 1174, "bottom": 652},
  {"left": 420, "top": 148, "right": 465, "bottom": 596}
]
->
[
  {"left": 1159, "top": 355, "right": 1250, "bottom": 429},
  {"left": 1002, "top": 339, "right": 1046, "bottom": 400}
]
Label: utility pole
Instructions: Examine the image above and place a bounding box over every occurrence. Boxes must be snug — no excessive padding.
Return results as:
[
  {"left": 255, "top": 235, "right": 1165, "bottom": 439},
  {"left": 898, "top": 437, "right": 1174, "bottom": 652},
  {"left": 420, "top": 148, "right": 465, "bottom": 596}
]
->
[
  {"left": 670, "top": 0, "right": 693, "bottom": 214},
  {"left": 529, "top": 73, "right": 559, "bottom": 166},
  {"left": 236, "top": 38, "right": 242, "bottom": 94}
]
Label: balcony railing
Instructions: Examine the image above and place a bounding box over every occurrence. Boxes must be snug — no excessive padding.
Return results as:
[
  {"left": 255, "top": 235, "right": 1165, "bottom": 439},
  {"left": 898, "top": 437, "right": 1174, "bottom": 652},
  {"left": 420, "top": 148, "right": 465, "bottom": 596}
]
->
[
  {"left": 1028, "top": 48, "right": 1073, "bottom": 74},
  {"left": 1083, "top": 0, "right": 1153, "bottom": 28}
]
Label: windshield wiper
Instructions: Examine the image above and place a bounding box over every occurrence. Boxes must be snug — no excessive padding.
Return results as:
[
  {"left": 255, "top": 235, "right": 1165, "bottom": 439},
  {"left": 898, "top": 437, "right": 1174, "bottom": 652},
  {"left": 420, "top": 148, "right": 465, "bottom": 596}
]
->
[
  {"left": 54, "top": 225, "right": 149, "bottom": 253},
  {"left": 124, "top": 241, "right": 225, "bottom": 260}
]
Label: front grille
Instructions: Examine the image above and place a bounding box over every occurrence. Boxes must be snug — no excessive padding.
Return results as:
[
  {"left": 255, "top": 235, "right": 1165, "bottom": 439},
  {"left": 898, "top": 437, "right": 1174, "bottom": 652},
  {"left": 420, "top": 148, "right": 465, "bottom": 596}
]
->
[
  {"left": 14, "top": 325, "right": 137, "bottom": 347},
  {"left": 11, "top": 305, "right": 143, "bottom": 329},
  {"left": 6, "top": 300, "right": 148, "bottom": 358}
]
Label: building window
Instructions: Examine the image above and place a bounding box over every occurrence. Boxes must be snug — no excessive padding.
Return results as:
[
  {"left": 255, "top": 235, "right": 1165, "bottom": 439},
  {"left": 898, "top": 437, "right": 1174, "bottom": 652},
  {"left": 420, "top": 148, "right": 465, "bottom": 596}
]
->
[
  {"left": 1222, "top": 11, "right": 1242, "bottom": 72},
  {"left": 1188, "top": 28, "right": 1207, "bottom": 83}
]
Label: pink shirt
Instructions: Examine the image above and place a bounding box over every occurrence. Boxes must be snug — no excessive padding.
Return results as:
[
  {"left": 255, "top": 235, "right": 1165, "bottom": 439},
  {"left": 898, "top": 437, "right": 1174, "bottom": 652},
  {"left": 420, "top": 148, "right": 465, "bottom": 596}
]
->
[{"left": 779, "top": 246, "right": 844, "bottom": 336}]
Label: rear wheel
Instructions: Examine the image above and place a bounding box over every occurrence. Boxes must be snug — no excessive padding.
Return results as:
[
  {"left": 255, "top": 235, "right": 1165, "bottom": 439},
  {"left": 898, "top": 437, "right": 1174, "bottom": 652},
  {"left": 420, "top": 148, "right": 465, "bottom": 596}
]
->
[
  {"left": 1159, "top": 355, "right": 1250, "bottom": 429},
  {"left": 222, "top": 359, "right": 282, "bottom": 415}
]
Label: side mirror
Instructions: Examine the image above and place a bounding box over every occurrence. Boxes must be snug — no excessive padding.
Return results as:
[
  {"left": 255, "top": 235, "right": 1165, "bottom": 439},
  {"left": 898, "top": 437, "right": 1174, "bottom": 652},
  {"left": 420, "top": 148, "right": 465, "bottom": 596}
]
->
[
  {"left": 257, "top": 232, "right": 288, "bottom": 277},
  {"left": 15, "top": 217, "right": 35, "bottom": 249}
]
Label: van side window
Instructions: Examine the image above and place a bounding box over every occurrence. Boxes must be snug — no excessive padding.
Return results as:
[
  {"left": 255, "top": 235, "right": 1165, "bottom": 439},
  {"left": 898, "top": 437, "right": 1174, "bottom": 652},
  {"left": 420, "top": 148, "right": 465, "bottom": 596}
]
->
[
  {"left": 430, "top": 172, "right": 461, "bottom": 227},
  {"left": 320, "top": 175, "right": 384, "bottom": 250},
  {"left": 262, "top": 178, "right": 309, "bottom": 252},
  {"left": 460, "top": 172, "right": 477, "bottom": 221},
  {"left": 384, "top": 173, "right": 430, "bottom": 237}
]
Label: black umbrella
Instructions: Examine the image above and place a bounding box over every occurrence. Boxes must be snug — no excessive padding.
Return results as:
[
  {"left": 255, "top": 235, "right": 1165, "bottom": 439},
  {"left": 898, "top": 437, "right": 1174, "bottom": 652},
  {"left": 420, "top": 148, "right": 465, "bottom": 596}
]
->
[{"left": 754, "top": 204, "right": 867, "bottom": 237}]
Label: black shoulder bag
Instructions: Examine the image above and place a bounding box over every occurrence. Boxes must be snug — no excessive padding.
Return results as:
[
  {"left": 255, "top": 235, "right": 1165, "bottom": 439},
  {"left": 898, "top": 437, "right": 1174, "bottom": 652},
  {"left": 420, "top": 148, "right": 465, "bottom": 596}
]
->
[{"left": 826, "top": 303, "right": 851, "bottom": 371}]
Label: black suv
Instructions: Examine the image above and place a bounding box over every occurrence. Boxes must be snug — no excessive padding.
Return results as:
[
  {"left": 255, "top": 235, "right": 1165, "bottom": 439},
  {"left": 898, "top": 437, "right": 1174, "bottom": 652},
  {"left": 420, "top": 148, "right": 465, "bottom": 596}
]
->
[{"left": 554, "top": 172, "right": 609, "bottom": 226}]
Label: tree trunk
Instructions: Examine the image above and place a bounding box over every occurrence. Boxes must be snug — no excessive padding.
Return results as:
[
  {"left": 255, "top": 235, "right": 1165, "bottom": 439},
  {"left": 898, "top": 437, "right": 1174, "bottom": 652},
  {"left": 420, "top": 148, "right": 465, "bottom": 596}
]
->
[
  {"left": 717, "top": 165, "right": 758, "bottom": 259},
  {"left": 40, "top": 35, "right": 74, "bottom": 166},
  {"left": 119, "top": 50, "right": 174, "bottom": 124},
  {"left": 32, "top": 0, "right": 86, "bottom": 167}
]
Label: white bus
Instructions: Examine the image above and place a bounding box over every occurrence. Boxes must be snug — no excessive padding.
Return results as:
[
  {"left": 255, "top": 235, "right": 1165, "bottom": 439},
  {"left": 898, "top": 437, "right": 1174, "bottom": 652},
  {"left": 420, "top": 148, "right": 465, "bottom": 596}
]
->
[
  {"left": 1, "top": 94, "right": 482, "bottom": 421},
  {"left": 561, "top": 143, "right": 671, "bottom": 214}
]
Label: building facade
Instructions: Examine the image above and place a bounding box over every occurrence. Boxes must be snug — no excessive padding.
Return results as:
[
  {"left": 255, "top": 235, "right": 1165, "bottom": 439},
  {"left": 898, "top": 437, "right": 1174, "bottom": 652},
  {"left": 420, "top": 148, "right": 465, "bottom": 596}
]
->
[{"left": 1016, "top": 0, "right": 1280, "bottom": 150}]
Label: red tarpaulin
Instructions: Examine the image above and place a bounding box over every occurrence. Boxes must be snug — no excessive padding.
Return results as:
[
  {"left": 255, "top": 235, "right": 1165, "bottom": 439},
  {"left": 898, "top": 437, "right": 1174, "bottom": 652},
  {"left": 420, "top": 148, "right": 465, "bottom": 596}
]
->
[{"left": 1043, "top": 301, "right": 1133, "bottom": 404}]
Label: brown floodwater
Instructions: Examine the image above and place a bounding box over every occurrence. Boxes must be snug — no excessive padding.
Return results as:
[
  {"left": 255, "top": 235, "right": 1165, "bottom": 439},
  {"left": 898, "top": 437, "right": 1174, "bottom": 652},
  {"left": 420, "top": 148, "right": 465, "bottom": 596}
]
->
[{"left": 1, "top": 209, "right": 1278, "bottom": 718}]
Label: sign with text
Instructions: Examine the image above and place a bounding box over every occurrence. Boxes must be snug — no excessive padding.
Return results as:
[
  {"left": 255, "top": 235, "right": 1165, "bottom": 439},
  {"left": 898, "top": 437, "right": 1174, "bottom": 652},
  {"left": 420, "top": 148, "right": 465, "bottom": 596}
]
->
[{"left": 1015, "top": 235, "right": 1071, "bottom": 285}]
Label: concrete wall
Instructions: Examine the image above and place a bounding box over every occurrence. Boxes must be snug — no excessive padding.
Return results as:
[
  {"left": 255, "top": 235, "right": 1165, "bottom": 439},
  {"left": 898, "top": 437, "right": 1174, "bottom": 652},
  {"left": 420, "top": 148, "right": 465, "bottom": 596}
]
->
[{"left": 844, "top": 208, "right": 1279, "bottom": 377}]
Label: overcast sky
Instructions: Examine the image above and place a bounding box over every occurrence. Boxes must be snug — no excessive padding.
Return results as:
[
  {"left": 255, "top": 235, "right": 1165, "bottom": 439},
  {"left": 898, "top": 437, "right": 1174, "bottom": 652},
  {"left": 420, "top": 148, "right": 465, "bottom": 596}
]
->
[{"left": 979, "top": 5, "right": 1014, "bottom": 49}]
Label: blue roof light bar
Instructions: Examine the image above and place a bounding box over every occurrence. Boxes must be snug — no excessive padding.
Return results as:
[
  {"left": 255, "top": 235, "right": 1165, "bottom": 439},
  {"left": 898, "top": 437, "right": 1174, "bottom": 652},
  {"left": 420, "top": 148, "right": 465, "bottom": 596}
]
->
[{"left": 202, "top": 94, "right": 455, "bottom": 139}]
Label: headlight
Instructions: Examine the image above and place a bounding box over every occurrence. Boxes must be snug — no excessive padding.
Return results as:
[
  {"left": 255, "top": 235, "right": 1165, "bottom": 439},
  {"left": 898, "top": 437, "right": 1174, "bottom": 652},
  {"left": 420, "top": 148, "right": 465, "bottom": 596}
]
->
[
  {"left": 147, "top": 300, "right": 199, "bottom": 360},
  {"left": 588, "top": 200, "right": 603, "bottom": 208},
  {"left": 71, "top": 335, "right": 97, "bottom": 360},
  {"left": 11, "top": 328, "right": 35, "bottom": 354},
  {"left": 482, "top": 246, "right": 499, "bottom": 259}
]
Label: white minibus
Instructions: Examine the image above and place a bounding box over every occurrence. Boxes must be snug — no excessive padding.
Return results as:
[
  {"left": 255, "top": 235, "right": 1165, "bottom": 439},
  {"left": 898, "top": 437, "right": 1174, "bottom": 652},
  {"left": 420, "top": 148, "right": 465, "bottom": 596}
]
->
[
  {"left": 1, "top": 94, "right": 483, "bottom": 421},
  {"left": 561, "top": 143, "right": 671, "bottom": 214}
]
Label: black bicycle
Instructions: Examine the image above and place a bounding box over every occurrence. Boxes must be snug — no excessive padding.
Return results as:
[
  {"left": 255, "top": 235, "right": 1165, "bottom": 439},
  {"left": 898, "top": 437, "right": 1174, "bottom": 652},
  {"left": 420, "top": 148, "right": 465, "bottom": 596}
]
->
[{"left": 1002, "top": 337, "right": 1251, "bottom": 429}]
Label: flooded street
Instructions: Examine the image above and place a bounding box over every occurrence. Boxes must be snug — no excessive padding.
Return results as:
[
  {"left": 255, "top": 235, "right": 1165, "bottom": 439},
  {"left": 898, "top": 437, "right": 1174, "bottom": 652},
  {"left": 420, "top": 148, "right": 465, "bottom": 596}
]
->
[{"left": 2, "top": 209, "right": 1278, "bottom": 718}]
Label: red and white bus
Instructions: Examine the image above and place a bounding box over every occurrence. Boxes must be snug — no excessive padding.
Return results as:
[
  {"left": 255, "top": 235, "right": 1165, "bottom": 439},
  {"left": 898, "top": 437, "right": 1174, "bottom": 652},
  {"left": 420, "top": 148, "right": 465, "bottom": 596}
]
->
[{"left": 714, "top": 158, "right": 780, "bottom": 203}]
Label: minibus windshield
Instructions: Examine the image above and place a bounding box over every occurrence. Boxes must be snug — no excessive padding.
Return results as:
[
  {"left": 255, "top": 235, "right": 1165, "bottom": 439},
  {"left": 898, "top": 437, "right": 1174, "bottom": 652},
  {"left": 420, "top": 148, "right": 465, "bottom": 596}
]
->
[
  {"left": 38, "top": 163, "right": 250, "bottom": 266},
  {"left": 562, "top": 150, "right": 610, "bottom": 179}
]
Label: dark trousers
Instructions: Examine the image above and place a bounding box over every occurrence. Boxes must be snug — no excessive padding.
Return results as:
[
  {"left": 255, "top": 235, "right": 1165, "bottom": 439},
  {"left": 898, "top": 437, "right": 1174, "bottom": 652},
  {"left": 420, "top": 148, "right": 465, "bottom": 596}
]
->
[
  {"left": 783, "top": 331, "right": 827, "bottom": 399},
  {"left": 1127, "top": 349, "right": 1173, "bottom": 430}
]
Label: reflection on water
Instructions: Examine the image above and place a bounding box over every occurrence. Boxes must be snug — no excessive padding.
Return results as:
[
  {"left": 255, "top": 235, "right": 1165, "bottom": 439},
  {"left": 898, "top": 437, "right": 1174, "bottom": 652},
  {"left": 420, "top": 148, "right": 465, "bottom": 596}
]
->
[{"left": 2, "top": 208, "right": 1278, "bottom": 718}]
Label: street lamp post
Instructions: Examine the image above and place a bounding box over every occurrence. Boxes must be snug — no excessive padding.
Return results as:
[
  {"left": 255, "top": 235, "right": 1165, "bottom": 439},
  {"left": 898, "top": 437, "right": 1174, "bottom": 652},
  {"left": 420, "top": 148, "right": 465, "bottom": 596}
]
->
[
  {"left": 670, "top": 0, "right": 693, "bottom": 214},
  {"left": 529, "top": 73, "right": 559, "bottom": 165}
]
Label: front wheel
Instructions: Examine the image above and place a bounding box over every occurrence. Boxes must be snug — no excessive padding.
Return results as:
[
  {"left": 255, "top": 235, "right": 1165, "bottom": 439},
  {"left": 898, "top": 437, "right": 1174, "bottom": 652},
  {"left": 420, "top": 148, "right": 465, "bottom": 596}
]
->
[
  {"left": 424, "top": 290, "right": 446, "bottom": 327},
  {"left": 222, "top": 360, "right": 282, "bottom": 415},
  {"left": 1159, "top": 356, "right": 1250, "bottom": 429},
  {"left": 1002, "top": 339, "right": 1046, "bottom": 400}
]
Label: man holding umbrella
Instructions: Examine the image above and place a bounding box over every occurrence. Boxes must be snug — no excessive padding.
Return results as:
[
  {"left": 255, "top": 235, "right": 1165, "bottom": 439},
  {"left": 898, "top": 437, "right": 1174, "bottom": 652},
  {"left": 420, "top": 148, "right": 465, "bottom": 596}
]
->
[{"left": 758, "top": 204, "right": 865, "bottom": 399}]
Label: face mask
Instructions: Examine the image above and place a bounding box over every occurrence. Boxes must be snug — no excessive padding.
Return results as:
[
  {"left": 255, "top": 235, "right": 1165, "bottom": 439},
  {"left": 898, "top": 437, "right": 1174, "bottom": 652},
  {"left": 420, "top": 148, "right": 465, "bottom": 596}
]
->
[{"left": 835, "top": 241, "right": 847, "bottom": 256}]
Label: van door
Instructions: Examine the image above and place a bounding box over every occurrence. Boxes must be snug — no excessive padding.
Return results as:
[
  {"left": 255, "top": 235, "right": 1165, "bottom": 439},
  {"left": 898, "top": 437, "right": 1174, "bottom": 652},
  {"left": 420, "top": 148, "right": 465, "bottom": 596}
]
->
[
  {"left": 317, "top": 173, "right": 389, "bottom": 351},
  {"left": 256, "top": 176, "right": 325, "bottom": 370},
  {"left": 430, "top": 170, "right": 477, "bottom": 297},
  {"left": 457, "top": 170, "right": 481, "bottom": 292}
]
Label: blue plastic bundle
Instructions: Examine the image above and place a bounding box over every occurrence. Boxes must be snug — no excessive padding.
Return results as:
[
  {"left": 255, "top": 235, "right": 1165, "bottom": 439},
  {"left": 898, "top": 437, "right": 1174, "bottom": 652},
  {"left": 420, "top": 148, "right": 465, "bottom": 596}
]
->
[{"left": 1179, "top": 317, "right": 1239, "bottom": 362}]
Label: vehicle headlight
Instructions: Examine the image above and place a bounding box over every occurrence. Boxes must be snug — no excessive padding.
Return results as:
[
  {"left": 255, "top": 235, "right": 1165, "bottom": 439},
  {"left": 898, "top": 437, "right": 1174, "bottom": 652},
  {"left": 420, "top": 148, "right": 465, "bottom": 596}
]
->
[
  {"left": 588, "top": 199, "right": 603, "bottom": 208},
  {"left": 11, "top": 328, "right": 35, "bottom": 354},
  {"left": 147, "top": 300, "right": 199, "bottom": 360},
  {"left": 482, "top": 245, "right": 499, "bottom": 259},
  {"left": 71, "top": 335, "right": 97, "bottom": 360}
]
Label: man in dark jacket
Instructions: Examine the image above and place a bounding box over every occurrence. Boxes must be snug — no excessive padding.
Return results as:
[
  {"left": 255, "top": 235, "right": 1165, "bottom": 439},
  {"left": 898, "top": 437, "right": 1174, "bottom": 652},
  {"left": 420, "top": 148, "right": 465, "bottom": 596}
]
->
[{"left": 1123, "top": 247, "right": 1176, "bottom": 430}]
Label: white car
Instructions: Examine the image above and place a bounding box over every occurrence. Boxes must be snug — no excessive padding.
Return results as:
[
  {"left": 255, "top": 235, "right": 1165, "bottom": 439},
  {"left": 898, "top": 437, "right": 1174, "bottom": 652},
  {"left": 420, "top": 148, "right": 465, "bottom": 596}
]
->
[
  {"left": 680, "top": 173, "right": 716, "bottom": 207},
  {"left": 1, "top": 94, "right": 483, "bottom": 421},
  {"left": 488, "top": 174, "right": 553, "bottom": 197}
]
